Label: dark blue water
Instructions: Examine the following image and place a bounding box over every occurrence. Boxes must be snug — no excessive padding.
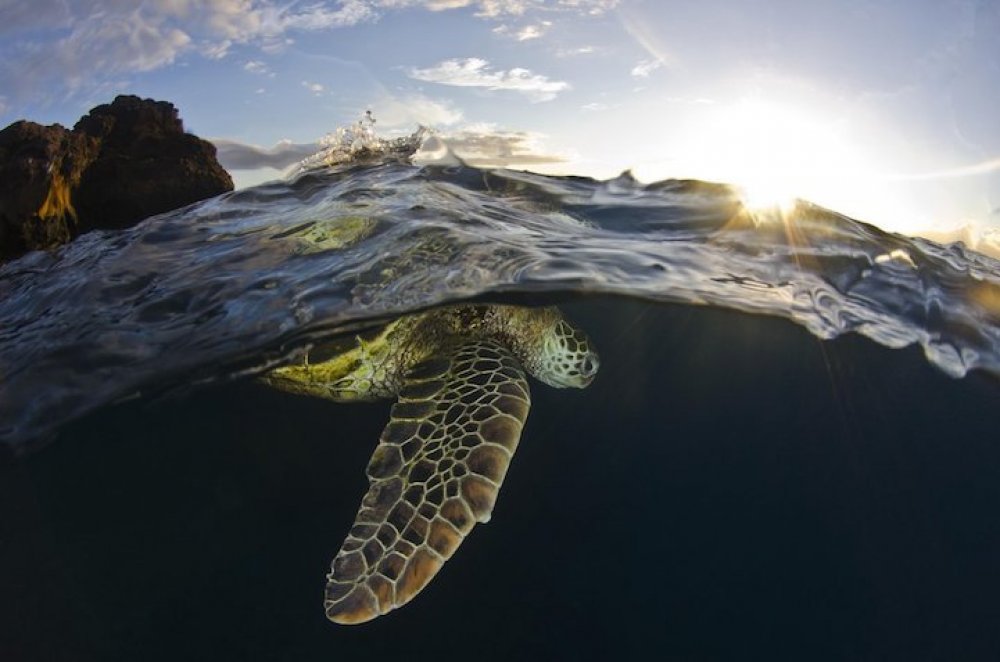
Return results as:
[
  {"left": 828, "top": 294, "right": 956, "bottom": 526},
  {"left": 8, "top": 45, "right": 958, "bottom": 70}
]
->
[
  {"left": 1, "top": 135, "right": 999, "bottom": 659},
  {"left": 4, "top": 299, "right": 998, "bottom": 660}
]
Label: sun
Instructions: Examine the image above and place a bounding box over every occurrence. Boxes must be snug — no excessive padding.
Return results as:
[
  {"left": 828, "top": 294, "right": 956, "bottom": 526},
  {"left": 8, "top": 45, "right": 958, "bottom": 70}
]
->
[
  {"left": 703, "top": 100, "right": 847, "bottom": 211},
  {"left": 737, "top": 176, "right": 799, "bottom": 216},
  {"left": 638, "top": 97, "right": 885, "bottom": 224}
]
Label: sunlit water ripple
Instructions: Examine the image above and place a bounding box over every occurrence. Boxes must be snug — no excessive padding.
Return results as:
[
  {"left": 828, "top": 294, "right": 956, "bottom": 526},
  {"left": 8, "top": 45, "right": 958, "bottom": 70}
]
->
[{"left": 2, "top": 140, "right": 999, "bottom": 450}]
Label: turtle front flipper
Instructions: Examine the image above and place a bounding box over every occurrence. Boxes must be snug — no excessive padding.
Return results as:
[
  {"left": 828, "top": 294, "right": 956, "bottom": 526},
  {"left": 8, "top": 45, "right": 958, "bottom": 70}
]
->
[{"left": 324, "top": 340, "right": 531, "bottom": 624}]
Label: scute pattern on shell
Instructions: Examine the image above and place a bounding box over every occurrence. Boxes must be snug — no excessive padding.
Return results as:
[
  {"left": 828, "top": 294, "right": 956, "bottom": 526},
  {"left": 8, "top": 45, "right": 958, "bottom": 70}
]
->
[{"left": 324, "top": 339, "right": 531, "bottom": 624}]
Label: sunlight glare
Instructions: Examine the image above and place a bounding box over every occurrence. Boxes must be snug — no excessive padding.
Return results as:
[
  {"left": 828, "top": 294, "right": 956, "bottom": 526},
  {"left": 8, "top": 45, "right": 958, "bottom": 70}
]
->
[
  {"left": 633, "top": 98, "right": 914, "bottom": 230},
  {"left": 737, "top": 177, "right": 798, "bottom": 217},
  {"left": 699, "top": 100, "right": 856, "bottom": 212}
]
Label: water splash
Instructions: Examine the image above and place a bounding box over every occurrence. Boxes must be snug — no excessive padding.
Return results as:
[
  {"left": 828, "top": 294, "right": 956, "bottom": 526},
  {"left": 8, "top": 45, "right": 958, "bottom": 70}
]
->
[{"left": 290, "top": 111, "right": 430, "bottom": 175}]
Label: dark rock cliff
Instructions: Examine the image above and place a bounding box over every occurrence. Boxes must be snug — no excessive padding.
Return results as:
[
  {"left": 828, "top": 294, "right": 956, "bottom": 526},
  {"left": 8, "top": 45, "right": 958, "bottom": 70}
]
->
[
  {"left": 0, "top": 121, "right": 98, "bottom": 258},
  {"left": 0, "top": 95, "right": 233, "bottom": 261}
]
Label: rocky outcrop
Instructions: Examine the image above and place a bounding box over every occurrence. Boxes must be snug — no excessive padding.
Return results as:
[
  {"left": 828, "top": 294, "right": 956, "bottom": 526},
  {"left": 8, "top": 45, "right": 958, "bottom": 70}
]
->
[
  {"left": 0, "top": 121, "right": 98, "bottom": 260},
  {"left": 72, "top": 96, "right": 233, "bottom": 233},
  {"left": 0, "top": 95, "right": 233, "bottom": 261}
]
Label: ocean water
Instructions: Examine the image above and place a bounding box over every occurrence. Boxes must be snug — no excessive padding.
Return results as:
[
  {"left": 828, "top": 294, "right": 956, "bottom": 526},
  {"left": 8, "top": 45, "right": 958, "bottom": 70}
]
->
[{"left": 2, "top": 132, "right": 999, "bottom": 660}]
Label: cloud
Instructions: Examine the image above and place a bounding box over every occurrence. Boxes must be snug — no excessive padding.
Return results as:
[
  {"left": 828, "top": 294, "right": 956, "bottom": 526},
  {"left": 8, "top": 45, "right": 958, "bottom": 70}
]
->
[
  {"left": 555, "top": 0, "right": 618, "bottom": 15},
  {"left": 492, "top": 21, "right": 550, "bottom": 40},
  {"left": 619, "top": 6, "right": 672, "bottom": 74},
  {"left": 373, "top": 0, "right": 528, "bottom": 16},
  {"left": 662, "top": 96, "right": 715, "bottom": 106},
  {"left": 278, "top": 0, "right": 376, "bottom": 30},
  {"left": 302, "top": 80, "right": 326, "bottom": 95},
  {"left": 630, "top": 58, "right": 663, "bottom": 78},
  {"left": 386, "top": 0, "right": 474, "bottom": 10},
  {"left": 408, "top": 58, "right": 569, "bottom": 102},
  {"left": 213, "top": 138, "right": 322, "bottom": 170},
  {"left": 0, "top": 0, "right": 614, "bottom": 108},
  {"left": 202, "top": 40, "right": 234, "bottom": 59},
  {"left": 474, "top": 1, "right": 531, "bottom": 17},
  {"left": 1, "top": 7, "right": 193, "bottom": 99},
  {"left": 0, "top": 0, "right": 73, "bottom": 35},
  {"left": 432, "top": 126, "right": 568, "bottom": 166},
  {"left": 884, "top": 156, "right": 1000, "bottom": 182},
  {"left": 556, "top": 45, "right": 596, "bottom": 57},
  {"left": 244, "top": 59, "right": 269, "bottom": 74},
  {"left": 369, "top": 0, "right": 449, "bottom": 8},
  {"left": 425, "top": 0, "right": 474, "bottom": 8},
  {"left": 370, "top": 94, "right": 464, "bottom": 128},
  {"left": 471, "top": 0, "right": 618, "bottom": 17},
  {"left": 0, "top": 1, "right": 373, "bottom": 105},
  {"left": 374, "top": 0, "right": 618, "bottom": 18}
]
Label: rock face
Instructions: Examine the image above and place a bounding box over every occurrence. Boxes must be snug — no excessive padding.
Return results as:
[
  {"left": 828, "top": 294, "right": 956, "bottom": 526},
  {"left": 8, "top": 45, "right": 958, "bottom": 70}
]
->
[
  {"left": 0, "top": 95, "right": 233, "bottom": 261},
  {"left": 0, "top": 121, "right": 98, "bottom": 259},
  {"left": 72, "top": 96, "right": 233, "bottom": 233}
]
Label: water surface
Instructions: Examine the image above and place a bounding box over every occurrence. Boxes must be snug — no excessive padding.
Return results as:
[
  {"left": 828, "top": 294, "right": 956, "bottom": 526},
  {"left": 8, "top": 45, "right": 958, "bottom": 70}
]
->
[{"left": 2, "top": 136, "right": 998, "bottom": 449}]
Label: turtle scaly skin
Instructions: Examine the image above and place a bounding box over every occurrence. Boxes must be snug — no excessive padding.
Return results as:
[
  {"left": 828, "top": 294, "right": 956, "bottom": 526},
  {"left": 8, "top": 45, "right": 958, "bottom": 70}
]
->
[
  {"left": 262, "top": 304, "right": 599, "bottom": 623},
  {"left": 263, "top": 305, "right": 598, "bottom": 400}
]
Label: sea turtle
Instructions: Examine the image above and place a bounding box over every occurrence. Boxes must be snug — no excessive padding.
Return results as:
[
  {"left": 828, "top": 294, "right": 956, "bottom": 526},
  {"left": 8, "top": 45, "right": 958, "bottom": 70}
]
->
[{"left": 262, "top": 303, "right": 599, "bottom": 624}]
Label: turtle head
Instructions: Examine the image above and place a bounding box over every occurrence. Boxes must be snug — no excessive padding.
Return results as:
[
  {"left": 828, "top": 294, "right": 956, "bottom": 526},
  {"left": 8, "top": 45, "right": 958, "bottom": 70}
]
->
[{"left": 519, "top": 309, "right": 599, "bottom": 389}]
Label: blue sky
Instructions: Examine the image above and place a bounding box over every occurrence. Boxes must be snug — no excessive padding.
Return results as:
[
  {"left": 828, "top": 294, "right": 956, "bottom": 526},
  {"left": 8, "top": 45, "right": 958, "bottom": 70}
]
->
[{"left": 1, "top": 0, "right": 998, "bottom": 242}]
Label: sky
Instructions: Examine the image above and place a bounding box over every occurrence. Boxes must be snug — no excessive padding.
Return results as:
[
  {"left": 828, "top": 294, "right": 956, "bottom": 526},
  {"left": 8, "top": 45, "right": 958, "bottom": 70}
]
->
[{"left": 1, "top": 0, "right": 999, "bottom": 244}]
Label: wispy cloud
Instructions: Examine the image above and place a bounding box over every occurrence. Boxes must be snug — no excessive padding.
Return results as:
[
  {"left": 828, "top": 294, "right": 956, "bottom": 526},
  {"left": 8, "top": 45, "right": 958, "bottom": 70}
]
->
[
  {"left": 630, "top": 58, "right": 663, "bottom": 78},
  {"left": 0, "top": 1, "right": 373, "bottom": 105},
  {"left": 0, "top": 0, "right": 614, "bottom": 108},
  {"left": 492, "top": 21, "right": 551, "bottom": 40},
  {"left": 553, "top": 0, "right": 619, "bottom": 16},
  {"left": 8, "top": 8, "right": 193, "bottom": 94},
  {"left": 432, "top": 126, "right": 568, "bottom": 166},
  {"left": 375, "top": 0, "right": 615, "bottom": 17},
  {"left": 280, "top": 0, "right": 377, "bottom": 30},
  {"left": 372, "top": 0, "right": 470, "bottom": 10},
  {"left": 408, "top": 58, "right": 569, "bottom": 102},
  {"left": 556, "top": 45, "right": 596, "bottom": 57},
  {"left": 302, "top": 80, "right": 326, "bottom": 95},
  {"left": 619, "top": 5, "right": 672, "bottom": 74},
  {"left": 244, "top": 60, "right": 270, "bottom": 75},
  {"left": 466, "top": 0, "right": 618, "bottom": 17},
  {"left": 202, "top": 41, "right": 234, "bottom": 59},
  {"left": 0, "top": 0, "right": 73, "bottom": 35},
  {"left": 213, "top": 138, "right": 322, "bottom": 170},
  {"left": 400, "top": 0, "right": 475, "bottom": 10},
  {"left": 883, "top": 157, "right": 1000, "bottom": 181},
  {"left": 371, "top": 94, "right": 464, "bottom": 128}
]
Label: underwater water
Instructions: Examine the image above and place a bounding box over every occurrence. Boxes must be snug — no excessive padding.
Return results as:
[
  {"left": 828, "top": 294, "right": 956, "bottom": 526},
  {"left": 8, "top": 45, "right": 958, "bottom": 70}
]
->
[{"left": 2, "top": 134, "right": 999, "bottom": 659}]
